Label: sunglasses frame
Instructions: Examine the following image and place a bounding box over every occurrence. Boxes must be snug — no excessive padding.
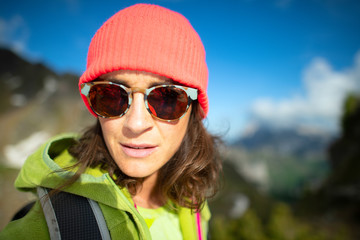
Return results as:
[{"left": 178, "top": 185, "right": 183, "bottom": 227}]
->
[{"left": 81, "top": 81, "right": 198, "bottom": 122}]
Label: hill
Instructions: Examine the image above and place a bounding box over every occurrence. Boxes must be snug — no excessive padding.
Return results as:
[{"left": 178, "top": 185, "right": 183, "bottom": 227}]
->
[
  {"left": 225, "top": 125, "right": 334, "bottom": 202},
  {"left": 0, "top": 48, "right": 93, "bottom": 167}
]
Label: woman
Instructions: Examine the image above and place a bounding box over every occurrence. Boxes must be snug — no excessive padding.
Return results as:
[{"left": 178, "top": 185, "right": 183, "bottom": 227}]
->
[{"left": 1, "top": 3, "right": 222, "bottom": 239}]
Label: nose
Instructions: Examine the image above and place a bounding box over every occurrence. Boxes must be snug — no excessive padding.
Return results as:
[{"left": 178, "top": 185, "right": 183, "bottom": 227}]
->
[{"left": 122, "top": 92, "right": 153, "bottom": 136}]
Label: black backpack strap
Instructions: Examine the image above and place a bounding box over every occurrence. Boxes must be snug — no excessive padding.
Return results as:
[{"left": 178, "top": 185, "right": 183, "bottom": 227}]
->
[{"left": 37, "top": 187, "right": 111, "bottom": 240}]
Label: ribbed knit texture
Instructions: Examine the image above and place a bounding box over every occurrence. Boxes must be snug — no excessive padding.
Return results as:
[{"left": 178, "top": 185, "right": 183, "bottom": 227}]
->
[{"left": 79, "top": 4, "right": 209, "bottom": 118}]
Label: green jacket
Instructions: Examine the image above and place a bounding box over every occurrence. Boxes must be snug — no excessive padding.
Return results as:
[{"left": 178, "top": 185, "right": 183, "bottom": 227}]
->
[{"left": 0, "top": 133, "right": 210, "bottom": 239}]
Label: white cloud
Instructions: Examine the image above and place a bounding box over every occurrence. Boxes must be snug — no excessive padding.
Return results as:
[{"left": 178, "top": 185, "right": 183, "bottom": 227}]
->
[
  {"left": 0, "top": 15, "right": 30, "bottom": 54},
  {"left": 250, "top": 51, "right": 360, "bottom": 132}
]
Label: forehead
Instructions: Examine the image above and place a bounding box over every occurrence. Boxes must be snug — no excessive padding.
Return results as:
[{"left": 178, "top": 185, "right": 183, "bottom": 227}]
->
[{"left": 99, "top": 70, "right": 173, "bottom": 86}]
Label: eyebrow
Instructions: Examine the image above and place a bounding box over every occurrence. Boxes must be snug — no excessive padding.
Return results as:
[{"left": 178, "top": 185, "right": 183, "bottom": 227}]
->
[{"left": 100, "top": 78, "right": 174, "bottom": 88}]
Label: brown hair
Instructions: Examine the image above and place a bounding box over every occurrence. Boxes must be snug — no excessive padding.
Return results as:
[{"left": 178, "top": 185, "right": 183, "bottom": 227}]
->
[{"left": 66, "top": 102, "right": 222, "bottom": 211}]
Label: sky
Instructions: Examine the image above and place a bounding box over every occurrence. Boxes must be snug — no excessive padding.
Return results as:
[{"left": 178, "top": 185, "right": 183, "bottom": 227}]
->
[{"left": 1, "top": 0, "right": 360, "bottom": 141}]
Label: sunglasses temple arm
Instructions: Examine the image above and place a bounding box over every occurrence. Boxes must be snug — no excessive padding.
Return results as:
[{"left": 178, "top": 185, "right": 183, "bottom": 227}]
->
[
  {"left": 188, "top": 88, "right": 198, "bottom": 101},
  {"left": 80, "top": 83, "right": 91, "bottom": 96}
]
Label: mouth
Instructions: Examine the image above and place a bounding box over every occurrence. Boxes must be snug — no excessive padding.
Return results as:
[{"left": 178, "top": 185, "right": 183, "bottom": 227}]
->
[
  {"left": 129, "top": 146, "right": 150, "bottom": 149},
  {"left": 120, "top": 143, "right": 158, "bottom": 158}
]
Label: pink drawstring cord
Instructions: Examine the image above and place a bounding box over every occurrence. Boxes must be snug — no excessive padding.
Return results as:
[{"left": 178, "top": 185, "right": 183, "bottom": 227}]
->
[{"left": 196, "top": 211, "right": 202, "bottom": 240}]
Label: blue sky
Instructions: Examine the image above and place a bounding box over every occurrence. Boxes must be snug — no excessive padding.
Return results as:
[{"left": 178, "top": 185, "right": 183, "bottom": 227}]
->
[{"left": 1, "top": 0, "right": 360, "bottom": 140}]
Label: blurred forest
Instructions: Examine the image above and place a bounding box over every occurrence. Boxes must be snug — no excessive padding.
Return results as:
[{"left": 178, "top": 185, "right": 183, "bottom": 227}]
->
[{"left": 0, "top": 48, "right": 359, "bottom": 239}]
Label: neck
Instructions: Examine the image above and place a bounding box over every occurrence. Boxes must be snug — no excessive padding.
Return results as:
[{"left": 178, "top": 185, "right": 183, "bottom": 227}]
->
[{"left": 132, "top": 173, "right": 164, "bottom": 209}]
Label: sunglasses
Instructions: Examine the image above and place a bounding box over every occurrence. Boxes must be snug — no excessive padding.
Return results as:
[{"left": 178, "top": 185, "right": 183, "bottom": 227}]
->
[{"left": 81, "top": 81, "right": 198, "bottom": 122}]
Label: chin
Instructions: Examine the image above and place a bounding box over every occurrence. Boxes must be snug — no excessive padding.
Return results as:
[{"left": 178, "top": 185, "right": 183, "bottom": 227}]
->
[{"left": 121, "top": 167, "right": 156, "bottom": 179}]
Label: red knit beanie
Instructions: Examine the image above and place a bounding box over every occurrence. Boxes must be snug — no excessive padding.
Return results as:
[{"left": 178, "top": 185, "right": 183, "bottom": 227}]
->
[{"left": 79, "top": 4, "right": 209, "bottom": 118}]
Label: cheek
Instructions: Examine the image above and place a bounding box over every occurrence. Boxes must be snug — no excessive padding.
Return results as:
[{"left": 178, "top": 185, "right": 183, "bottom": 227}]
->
[
  {"left": 99, "top": 119, "right": 111, "bottom": 139},
  {"left": 158, "top": 115, "right": 190, "bottom": 154},
  {"left": 98, "top": 118, "right": 119, "bottom": 154},
  {"left": 163, "top": 123, "right": 187, "bottom": 143}
]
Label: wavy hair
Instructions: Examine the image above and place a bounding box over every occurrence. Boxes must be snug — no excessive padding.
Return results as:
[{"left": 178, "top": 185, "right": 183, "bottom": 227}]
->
[{"left": 67, "top": 102, "right": 222, "bottom": 211}]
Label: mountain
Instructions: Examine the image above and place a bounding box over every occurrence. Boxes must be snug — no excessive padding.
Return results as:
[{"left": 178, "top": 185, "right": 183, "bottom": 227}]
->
[
  {"left": 224, "top": 124, "right": 334, "bottom": 202},
  {"left": 0, "top": 48, "right": 79, "bottom": 113},
  {"left": 300, "top": 95, "right": 360, "bottom": 212},
  {"left": 294, "top": 95, "right": 360, "bottom": 239},
  {"left": 0, "top": 48, "right": 94, "bottom": 167},
  {"left": 232, "top": 124, "right": 334, "bottom": 158}
]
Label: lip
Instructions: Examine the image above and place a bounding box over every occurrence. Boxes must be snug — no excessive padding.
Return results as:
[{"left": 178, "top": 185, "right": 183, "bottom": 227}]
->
[{"left": 120, "top": 143, "right": 158, "bottom": 158}]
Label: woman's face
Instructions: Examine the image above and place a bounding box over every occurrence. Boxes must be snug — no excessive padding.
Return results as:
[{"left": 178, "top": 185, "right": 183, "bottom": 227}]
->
[{"left": 98, "top": 70, "right": 191, "bottom": 179}]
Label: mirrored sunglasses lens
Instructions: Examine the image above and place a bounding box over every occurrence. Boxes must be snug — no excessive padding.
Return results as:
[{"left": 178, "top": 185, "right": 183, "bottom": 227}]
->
[
  {"left": 89, "top": 84, "right": 128, "bottom": 117},
  {"left": 148, "top": 87, "right": 188, "bottom": 120}
]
